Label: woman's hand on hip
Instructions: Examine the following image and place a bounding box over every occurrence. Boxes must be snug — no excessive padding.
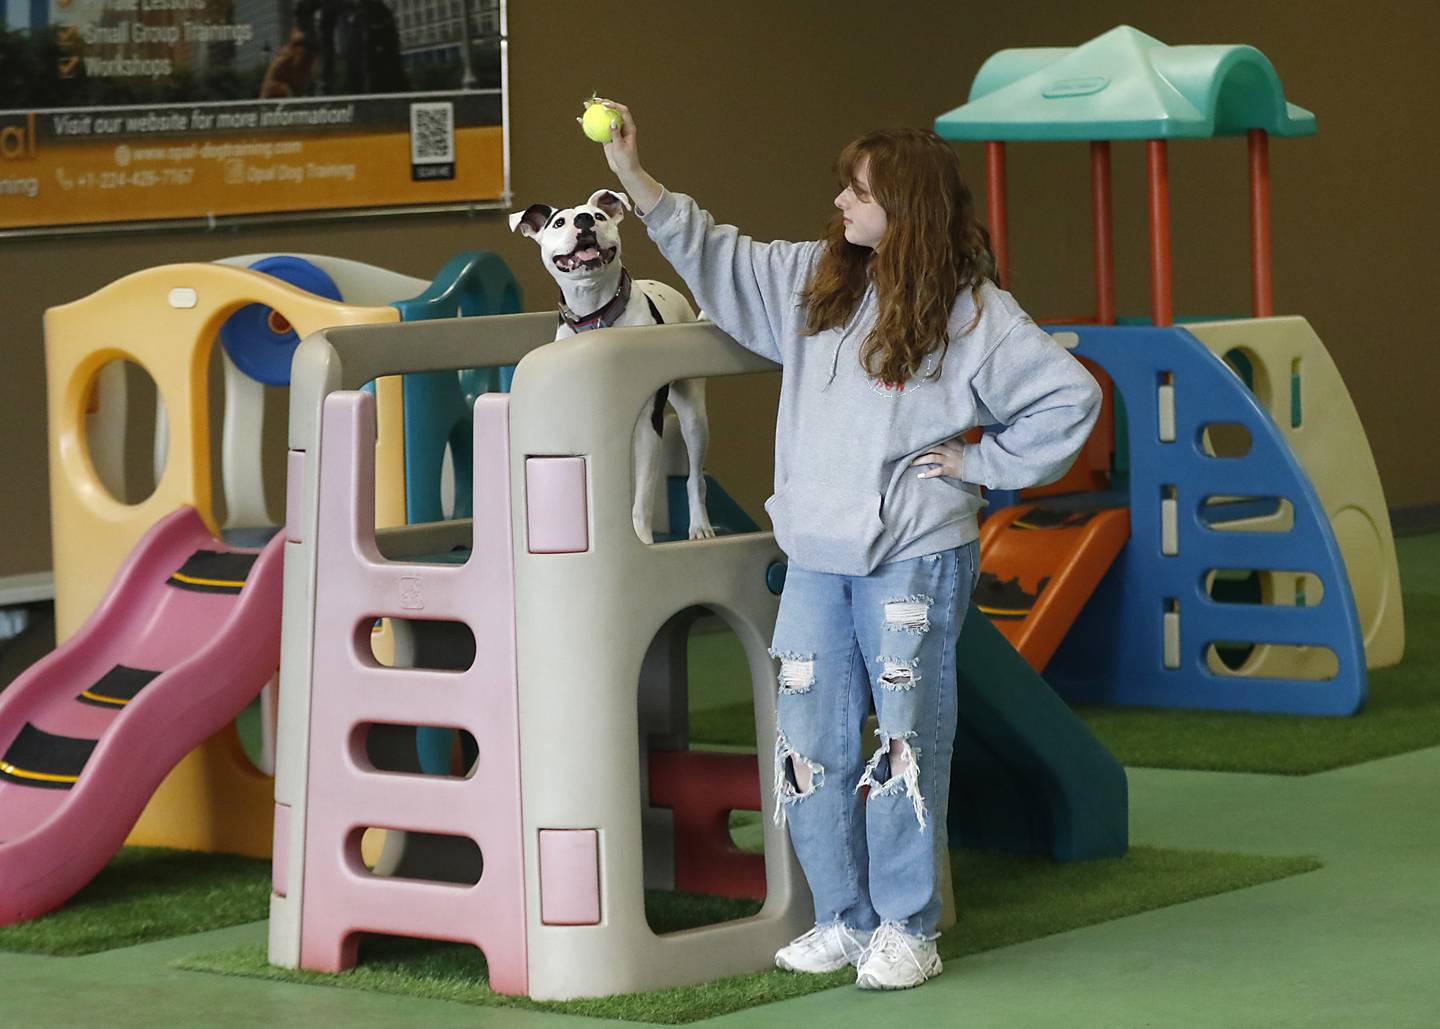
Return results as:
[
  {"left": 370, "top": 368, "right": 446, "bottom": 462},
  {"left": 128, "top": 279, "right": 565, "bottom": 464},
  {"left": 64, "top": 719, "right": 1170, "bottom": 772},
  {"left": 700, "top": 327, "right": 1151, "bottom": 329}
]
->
[{"left": 910, "top": 438, "right": 967, "bottom": 480}]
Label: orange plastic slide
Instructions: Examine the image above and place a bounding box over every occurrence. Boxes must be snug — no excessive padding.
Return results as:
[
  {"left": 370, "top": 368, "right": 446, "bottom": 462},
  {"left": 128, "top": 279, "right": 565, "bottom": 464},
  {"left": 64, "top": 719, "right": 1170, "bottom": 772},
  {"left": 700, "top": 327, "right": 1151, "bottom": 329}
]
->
[{"left": 975, "top": 503, "right": 1130, "bottom": 672}]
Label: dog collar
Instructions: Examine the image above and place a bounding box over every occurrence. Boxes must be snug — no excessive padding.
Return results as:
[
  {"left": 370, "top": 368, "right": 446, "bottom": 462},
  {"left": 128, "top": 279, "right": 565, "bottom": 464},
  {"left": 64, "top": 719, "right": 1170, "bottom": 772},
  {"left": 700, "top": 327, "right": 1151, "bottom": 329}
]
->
[{"left": 559, "top": 269, "right": 632, "bottom": 333}]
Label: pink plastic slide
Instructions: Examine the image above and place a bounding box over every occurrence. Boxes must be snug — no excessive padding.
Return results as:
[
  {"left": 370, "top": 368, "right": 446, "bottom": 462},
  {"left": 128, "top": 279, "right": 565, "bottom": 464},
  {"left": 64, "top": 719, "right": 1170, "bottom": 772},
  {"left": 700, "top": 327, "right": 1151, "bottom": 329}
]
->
[{"left": 0, "top": 507, "right": 283, "bottom": 925}]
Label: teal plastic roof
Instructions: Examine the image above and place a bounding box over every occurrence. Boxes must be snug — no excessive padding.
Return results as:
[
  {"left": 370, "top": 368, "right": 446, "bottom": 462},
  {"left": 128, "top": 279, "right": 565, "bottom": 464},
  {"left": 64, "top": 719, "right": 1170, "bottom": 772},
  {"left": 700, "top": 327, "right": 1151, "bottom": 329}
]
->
[{"left": 935, "top": 25, "right": 1316, "bottom": 141}]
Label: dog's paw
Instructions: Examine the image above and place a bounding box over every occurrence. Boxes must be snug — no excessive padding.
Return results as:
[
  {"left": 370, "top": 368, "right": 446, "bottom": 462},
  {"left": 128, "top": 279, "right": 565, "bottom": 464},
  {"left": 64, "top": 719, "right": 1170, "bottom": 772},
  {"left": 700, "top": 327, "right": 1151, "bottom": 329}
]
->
[{"left": 689, "top": 523, "right": 717, "bottom": 541}]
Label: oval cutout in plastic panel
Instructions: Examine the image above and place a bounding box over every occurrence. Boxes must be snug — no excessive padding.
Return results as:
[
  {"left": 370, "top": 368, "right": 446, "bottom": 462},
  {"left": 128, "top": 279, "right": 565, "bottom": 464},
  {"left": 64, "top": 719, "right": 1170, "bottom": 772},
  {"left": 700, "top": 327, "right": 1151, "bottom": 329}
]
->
[
  {"left": 1200, "top": 496, "right": 1294, "bottom": 532},
  {"left": 82, "top": 358, "right": 165, "bottom": 505},
  {"left": 352, "top": 722, "right": 478, "bottom": 779},
  {"left": 1199, "top": 423, "right": 1253, "bottom": 458},
  {"left": 345, "top": 826, "right": 482, "bottom": 885},
  {"left": 1205, "top": 643, "right": 1339, "bottom": 681},
  {"left": 358, "top": 617, "right": 476, "bottom": 672},
  {"left": 1204, "top": 569, "right": 1325, "bottom": 607}
]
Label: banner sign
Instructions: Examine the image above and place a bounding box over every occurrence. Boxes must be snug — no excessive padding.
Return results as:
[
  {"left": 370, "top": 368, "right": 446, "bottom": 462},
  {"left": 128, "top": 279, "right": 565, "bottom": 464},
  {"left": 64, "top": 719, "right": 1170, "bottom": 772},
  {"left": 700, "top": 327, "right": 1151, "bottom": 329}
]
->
[{"left": 0, "top": 0, "right": 507, "bottom": 233}]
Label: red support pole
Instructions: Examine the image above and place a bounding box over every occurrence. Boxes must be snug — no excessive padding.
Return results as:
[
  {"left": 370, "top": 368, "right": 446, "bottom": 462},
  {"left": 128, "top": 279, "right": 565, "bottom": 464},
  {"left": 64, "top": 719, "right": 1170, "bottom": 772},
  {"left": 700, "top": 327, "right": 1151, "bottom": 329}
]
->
[
  {"left": 985, "top": 141, "right": 1010, "bottom": 290},
  {"left": 1248, "top": 128, "right": 1274, "bottom": 318},
  {"left": 1090, "top": 140, "right": 1116, "bottom": 325},
  {"left": 1146, "top": 139, "right": 1173, "bottom": 327}
]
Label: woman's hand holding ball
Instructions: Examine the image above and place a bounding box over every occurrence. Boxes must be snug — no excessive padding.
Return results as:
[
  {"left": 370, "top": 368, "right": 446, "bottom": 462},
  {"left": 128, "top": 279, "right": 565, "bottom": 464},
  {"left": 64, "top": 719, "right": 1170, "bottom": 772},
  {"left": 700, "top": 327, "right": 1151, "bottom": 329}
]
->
[
  {"left": 578, "top": 96, "right": 660, "bottom": 213},
  {"left": 581, "top": 96, "right": 621, "bottom": 142}
]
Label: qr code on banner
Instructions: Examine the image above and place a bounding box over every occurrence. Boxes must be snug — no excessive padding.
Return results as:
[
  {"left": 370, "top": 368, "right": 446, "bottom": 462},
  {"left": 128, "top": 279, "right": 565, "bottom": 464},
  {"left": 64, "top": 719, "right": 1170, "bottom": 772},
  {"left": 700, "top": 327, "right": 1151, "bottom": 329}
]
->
[{"left": 410, "top": 102, "right": 454, "bottom": 164}]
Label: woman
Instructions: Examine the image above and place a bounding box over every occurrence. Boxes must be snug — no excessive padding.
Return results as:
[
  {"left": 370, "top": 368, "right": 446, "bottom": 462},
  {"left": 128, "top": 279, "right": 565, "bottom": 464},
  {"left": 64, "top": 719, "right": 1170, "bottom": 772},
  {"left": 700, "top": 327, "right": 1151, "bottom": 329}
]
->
[{"left": 593, "top": 100, "right": 1101, "bottom": 990}]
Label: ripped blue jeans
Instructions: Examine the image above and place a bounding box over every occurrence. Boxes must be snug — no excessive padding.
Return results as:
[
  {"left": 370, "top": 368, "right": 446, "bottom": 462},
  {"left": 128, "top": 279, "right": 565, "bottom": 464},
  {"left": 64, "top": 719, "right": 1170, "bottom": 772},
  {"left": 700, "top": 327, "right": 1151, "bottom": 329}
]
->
[{"left": 769, "top": 541, "right": 979, "bottom": 939}]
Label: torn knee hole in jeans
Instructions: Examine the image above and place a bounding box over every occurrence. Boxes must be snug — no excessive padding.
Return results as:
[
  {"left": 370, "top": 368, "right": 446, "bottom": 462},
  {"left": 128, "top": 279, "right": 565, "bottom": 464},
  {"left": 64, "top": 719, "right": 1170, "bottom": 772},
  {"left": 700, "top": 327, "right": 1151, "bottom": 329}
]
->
[
  {"left": 876, "top": 655, "right": 920, "bottom": 691},
  {"left": 856, "top": 731, "right": 927, "bottom": 831},
  {"left": 883, "top": 594, "right": 933, "bottom": 635},
  {"left": 768, "top": 648, "right": 815, "bottom": 695},
  {"left": 772, "top": 730, "right": 824, "bottom": 826}
]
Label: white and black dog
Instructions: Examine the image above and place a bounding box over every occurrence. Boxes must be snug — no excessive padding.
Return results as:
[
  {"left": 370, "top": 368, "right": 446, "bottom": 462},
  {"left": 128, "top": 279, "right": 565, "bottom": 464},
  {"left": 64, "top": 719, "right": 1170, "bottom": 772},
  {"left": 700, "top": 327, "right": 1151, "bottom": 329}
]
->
[{"left": 510, "top": 188, "right": 714, "bottom": 544}]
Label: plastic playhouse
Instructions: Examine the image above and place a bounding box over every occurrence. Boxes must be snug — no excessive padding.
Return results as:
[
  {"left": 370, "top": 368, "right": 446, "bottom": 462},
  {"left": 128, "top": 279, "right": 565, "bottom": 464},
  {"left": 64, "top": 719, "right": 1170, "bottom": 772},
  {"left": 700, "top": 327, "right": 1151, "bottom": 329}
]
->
[
  {"left": 0, "top": 250, "right": 519, "bottom": 922},
  {"left": 266, "top": 306, "right": 1125, "bottom": 1000},
  {"left": 936, "top": 25, "right": 1403, "bottom": 716}
]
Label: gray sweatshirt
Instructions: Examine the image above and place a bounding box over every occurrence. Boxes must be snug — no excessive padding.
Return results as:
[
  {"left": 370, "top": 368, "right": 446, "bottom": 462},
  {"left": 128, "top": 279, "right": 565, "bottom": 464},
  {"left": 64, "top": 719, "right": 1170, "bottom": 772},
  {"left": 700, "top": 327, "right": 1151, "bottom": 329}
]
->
[{"left": 641, "top": 189, "right": 1102, "bottom": 577}]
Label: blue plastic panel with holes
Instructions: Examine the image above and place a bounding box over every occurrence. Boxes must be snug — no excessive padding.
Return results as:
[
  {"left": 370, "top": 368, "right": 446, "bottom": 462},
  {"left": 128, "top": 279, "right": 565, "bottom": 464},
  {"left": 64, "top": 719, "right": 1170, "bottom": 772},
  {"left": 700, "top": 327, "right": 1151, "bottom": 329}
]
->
[
  {"left": 391, "top": 251, "right": 523, "bottom": 525},
  {"left": 1042, "top": 324, "right": 1365, "bottom": 716}
]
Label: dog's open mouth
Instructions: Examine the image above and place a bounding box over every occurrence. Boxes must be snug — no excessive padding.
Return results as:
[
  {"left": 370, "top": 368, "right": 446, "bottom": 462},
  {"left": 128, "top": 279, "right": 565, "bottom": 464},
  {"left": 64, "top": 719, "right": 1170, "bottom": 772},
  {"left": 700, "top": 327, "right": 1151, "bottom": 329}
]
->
[{"left": 553, "top": 235, "right": 618, "bottom": 273}]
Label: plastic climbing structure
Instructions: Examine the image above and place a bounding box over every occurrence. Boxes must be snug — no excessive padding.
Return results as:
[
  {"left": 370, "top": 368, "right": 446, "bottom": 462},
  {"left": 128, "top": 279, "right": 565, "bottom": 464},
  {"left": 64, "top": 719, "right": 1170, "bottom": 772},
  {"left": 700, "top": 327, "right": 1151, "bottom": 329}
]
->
[{"left": 934, "top": 24, "right": 1404, "bottom": 717}]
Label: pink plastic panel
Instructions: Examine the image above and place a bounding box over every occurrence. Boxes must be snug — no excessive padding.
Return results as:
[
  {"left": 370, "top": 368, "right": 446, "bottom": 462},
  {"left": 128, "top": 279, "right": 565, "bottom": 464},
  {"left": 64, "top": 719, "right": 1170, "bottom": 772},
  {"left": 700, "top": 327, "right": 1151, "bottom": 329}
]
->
[
  {"left": 297, "top": 392, "right": 527, "bottom": 994},
  {"left": 539, "top": 829, "right": 601, "bottom": 926},
  {"left": 272, "top": 803, "right": 291, "bottom": 897},
  {"left": 286, "top": 451, "right": 306, "bottom": 543},
  {"left": 525, "top": 457, "right": 589, "bottom": 554}
]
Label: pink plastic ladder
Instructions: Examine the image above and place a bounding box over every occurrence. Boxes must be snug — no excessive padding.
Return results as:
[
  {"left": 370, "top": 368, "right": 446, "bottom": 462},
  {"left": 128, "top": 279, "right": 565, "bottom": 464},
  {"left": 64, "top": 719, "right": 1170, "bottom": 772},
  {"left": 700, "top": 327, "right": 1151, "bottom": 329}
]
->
[{"left": 297, "top": 391, "right": 527, "bottom": 994}]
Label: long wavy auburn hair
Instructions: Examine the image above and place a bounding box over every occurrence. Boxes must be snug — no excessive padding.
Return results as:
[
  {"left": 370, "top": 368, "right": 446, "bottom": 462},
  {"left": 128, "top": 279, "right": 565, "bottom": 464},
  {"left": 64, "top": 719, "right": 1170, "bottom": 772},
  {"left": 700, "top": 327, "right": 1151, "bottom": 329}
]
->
[{"left": 801, "top": 128, "right": 995, "bottom": 386}]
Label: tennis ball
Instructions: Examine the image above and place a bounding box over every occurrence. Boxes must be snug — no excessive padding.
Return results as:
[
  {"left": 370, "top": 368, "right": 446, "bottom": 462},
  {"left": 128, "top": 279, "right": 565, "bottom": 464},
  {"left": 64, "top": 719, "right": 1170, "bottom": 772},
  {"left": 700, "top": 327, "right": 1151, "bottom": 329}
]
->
[{"left": 582, "top": 101, "right": 620, "bottom": 143}]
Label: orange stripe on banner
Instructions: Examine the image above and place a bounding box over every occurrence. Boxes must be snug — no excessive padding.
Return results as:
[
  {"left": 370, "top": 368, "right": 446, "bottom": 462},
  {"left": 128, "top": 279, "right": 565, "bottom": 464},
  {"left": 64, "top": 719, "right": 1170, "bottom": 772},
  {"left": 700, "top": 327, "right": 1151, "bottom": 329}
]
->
[{"left": 1, "top": 125, "right": 504, "bottom": 229}]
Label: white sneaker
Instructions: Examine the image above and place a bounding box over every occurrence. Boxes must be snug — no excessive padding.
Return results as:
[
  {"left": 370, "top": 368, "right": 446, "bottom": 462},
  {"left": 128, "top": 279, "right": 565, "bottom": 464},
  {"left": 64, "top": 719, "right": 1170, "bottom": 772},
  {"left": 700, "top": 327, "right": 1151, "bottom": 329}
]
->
[
  {"left": 775, "top": 922, "right": 873, "bottom": 973},
  {"left": 855, "top": 921, "right": 942, "bottom": 990}
]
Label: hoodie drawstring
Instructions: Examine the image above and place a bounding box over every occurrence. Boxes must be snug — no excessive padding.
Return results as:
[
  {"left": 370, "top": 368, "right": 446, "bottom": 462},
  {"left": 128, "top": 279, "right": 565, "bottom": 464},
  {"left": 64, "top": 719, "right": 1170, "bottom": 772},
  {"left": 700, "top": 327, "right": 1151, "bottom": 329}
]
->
[{"left": 824, "top": 286, "right": 874, "bottom": 389}]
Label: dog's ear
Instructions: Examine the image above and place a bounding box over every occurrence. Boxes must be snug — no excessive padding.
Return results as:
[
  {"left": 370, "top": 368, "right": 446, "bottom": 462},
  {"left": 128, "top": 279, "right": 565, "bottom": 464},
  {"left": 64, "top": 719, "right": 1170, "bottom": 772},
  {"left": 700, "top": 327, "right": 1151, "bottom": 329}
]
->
[
  {"left": 587, "top": 189, "right": 631, "bottom": 222},
  {"left": 508, "top": 203, "right": 554, "bottom": 240}
]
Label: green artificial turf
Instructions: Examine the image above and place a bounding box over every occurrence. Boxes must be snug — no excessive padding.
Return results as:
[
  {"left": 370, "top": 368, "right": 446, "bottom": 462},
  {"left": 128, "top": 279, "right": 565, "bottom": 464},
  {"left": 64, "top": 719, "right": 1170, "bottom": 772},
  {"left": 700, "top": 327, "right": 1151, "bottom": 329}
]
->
[
  {"left": 686, "top": 591, "right": 1440, "bottom": 777},
  {"left": 686, "top": 626, "right": 756, "bottom": 715},
  {"left": 0, "top": 847, "right": 271, "bottom": 956},
  {"left": 1076, "top": 590, "right": 1440, "bottom": 775},
  {"left": 177, "top": 845, "right": 1318, "bottom": 1024},
  {"left": 687, "top": 700, "right": 758, "bottom": 750}
]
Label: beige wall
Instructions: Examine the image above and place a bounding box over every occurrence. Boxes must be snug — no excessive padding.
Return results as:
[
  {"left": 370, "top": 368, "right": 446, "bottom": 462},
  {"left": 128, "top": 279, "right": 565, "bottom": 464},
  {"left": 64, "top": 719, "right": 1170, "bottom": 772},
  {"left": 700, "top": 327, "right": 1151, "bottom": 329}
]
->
[{"left": 3, "top": 1, "right": 1436, "bottom": 577}]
